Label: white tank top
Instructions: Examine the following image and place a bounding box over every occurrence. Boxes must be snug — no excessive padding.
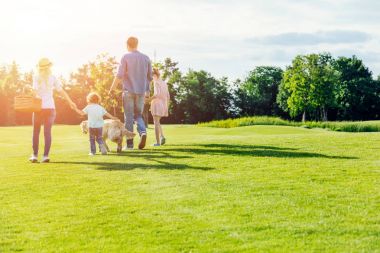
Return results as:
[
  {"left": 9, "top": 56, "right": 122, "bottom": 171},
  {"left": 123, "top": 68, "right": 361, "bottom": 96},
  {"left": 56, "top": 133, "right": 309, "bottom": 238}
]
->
[{"left": 32, "top": 75, "right": 63, "bottom": 109}]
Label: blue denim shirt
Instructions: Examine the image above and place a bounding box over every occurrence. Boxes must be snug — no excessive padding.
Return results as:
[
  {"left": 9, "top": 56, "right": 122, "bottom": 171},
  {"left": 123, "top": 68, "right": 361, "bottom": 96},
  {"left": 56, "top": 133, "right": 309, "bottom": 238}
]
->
[{"left": 117, "top": 51, "right": 152, "bottom": 95}]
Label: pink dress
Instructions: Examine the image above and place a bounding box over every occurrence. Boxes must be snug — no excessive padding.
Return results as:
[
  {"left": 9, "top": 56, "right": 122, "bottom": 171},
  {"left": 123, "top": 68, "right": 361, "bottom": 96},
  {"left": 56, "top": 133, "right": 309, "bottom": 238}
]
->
[{"left": 150, "top": 79, "right": 170, "bottom": 117}]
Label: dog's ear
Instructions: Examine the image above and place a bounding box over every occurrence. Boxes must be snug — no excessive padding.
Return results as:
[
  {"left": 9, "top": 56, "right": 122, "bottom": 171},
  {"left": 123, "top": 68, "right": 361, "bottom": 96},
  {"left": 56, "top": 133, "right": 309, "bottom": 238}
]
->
[{"left": 123, "top": 129, "right": 136, "bottom": 139}]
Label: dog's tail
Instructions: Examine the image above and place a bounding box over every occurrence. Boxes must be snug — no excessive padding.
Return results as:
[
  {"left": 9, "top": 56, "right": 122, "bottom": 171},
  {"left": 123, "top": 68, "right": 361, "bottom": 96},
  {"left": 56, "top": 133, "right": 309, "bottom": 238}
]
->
[
  {"left": 80, "top": 121, "right": 89, "bottom": 134},
  {"left": 123, "top": 129, "right": 136, "bottom": 140}
]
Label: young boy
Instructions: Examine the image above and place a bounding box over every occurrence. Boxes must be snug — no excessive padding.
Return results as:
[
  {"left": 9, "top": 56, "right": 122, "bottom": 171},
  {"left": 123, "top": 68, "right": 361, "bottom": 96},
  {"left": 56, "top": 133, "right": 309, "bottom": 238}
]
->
[{"left": 74, "top": 92, "right": 119, "bottom": 155}]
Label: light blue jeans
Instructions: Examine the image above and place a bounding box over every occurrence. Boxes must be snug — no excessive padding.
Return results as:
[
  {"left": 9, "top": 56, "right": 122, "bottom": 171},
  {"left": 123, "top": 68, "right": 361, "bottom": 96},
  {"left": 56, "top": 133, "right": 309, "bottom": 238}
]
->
[{"left": 123, "top": 91, "right": 146, "bottom": 148}]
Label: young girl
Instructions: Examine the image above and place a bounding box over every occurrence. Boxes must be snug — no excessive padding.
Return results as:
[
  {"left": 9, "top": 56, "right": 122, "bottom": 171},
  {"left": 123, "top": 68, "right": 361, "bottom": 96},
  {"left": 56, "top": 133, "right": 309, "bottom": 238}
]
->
[
  {"left": 30, "top": 58, "right": 76, "bottom": 163},
  {"left": 150, "top": 69, "right": 170, "bottom": 146},
  {"left": 74, "top": 92, "right": 119, "bottom": 155}
]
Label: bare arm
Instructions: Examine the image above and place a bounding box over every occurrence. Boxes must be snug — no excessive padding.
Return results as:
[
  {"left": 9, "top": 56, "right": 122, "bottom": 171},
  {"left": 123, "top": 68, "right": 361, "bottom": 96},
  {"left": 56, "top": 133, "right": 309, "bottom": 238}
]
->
[
  {"left": 110, "top": 56, "right": 125, "bottom": 95},
  {"left": 149, "top": 81, "right": 159, "bottom": 100},
  {"left": 105, "top": 112, "right": 119, "bottom": 121},
  {"left": 31, "top": 78, "right": 38, "bottom": 97},
  {"left": 58, "top": 89, "right": 76, "bottom": 109},
  {"left": 108, "top": 77, "right": 122, "bottom": 95},
  {"left": 74, "top": 108, "right": 87, "bottom": 116}
]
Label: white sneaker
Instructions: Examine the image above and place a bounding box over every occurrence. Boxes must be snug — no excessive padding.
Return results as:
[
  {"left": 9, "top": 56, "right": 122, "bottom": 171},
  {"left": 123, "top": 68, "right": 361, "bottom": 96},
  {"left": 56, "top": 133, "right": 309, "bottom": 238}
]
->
[
  {"left": 89, "top": 153, "right": 95, "bottom": 156},
  {"left": 29, "top": 155, "right": 38, "bottom": 163},
  {"left": 41, "top": 156, "right": 50, "bottom": 163},
  {"left": 122, "top": 146, "right": 134, "bottom": 151}
]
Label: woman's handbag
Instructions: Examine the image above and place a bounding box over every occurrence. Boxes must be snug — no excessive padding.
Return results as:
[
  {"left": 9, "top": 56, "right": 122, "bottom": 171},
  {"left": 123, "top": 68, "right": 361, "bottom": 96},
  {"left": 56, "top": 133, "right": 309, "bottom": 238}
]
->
[{"left": 14, "top": 95, "right": 42, "bottom": 113}]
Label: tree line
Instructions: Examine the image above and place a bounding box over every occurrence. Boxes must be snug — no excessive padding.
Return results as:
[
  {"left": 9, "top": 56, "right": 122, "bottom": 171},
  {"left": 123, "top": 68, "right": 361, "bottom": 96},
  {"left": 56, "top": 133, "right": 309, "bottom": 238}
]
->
[{"left": 1, "top": 53, "right": 379, "bottom": 126}]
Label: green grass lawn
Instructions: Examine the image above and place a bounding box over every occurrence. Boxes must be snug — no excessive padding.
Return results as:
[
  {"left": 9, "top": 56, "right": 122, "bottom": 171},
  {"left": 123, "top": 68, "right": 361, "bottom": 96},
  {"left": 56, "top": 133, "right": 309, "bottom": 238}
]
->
[{"left": 0, "top": 124, "right": 379, "bottom": 252}]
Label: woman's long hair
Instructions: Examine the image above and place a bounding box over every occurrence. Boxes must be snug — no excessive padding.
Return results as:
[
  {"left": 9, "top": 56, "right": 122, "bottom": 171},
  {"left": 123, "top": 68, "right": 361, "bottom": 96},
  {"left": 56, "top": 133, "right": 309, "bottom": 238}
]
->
[{"left": 37, "top": 67, "right": 52, "bottom": 89}]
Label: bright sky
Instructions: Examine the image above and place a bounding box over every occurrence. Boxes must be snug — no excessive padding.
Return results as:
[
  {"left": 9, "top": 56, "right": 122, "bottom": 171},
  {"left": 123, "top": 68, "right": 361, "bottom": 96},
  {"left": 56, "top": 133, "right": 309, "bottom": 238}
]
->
[{"left": 1, "top": 0, "right": 380, "bottom": 80}]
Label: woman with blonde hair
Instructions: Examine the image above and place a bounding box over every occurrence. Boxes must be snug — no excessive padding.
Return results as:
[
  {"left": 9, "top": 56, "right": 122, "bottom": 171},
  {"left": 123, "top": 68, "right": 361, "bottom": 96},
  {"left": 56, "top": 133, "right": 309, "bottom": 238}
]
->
[{"left": 29, "top": 58, "right": 76, "bottom": 163}]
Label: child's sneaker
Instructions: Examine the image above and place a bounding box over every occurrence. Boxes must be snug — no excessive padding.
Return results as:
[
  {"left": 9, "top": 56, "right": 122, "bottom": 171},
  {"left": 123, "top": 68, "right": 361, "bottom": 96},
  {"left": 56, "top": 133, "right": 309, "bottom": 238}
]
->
[
  {"left": 88, "top": 152, "right": 95, "bottom": 156},
  {"left": 99, "top": 144, "right": 107, "bottom": 155}
]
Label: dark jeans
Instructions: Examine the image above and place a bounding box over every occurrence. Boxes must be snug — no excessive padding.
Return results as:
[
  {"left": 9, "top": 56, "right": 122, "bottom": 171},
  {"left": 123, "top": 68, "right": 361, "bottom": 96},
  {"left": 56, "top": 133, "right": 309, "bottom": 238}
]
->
[
  {"left": 32, "top": 109, "right": 56, "bottom": 156},
  {"left": 123, "top": 91, "right": 146, "bottom": 148},
  {"left": 89, "top": 127, "right": 104, "bottom": 154}
]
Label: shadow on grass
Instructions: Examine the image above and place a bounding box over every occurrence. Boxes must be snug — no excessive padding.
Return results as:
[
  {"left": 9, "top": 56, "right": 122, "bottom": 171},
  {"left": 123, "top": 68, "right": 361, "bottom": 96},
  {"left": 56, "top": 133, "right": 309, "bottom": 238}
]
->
[
  {"left": 53, "top": 157, "right": 213, "bottom": 171},
  {"left": 161, "top": 144, "right": 357, "bottom": 160},
  {"left": 53, "top": 143, "right": 356, "bottom": 171},
  {"left": 106, "top": 150, "right": 191, "bottom": 159}
]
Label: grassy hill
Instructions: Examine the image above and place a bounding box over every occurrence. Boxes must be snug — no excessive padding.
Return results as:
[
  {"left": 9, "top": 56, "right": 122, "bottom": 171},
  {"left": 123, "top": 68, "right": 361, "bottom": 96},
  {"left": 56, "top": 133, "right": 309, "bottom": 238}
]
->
[
  {"left": 199, "top": 116, "right": 380, "bottom": 132},
  {"left": 0, "top": 125, "right": 379, "bottom": 252}
]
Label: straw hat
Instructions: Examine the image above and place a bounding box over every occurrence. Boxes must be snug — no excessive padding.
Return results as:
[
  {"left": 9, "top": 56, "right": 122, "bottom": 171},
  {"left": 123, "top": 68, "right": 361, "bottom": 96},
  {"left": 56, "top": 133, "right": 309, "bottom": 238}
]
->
[{"left": 38, "top": 58, "right": 52, "bottom": 70}]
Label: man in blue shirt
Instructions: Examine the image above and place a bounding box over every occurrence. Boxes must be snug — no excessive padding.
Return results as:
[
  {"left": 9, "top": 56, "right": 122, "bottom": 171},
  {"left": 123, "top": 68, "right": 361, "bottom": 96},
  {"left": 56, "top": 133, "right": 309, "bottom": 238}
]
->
[{"left": 109, "top": 37, "right": 152, "bottom": 150}]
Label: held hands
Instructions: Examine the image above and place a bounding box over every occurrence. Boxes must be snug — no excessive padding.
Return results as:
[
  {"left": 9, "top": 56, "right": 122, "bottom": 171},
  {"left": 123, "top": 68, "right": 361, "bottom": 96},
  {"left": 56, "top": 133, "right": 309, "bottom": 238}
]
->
[
  {"left": 109, "top": 114, "right": 120, "bottom": 121},
  {"left": 68, "top": 102, "right": 83, "bottom": 116},
  {"left": 146, "top": 96, "right": 157, "bottom": 103},
  {"left": 73, "top": 106, "right": 82, "bottom": 114},
  {"left": 69, "top": 101, "right": 77, "bottom": 110},
  {"left": 144, "top": 91, "right": 151, "bottom": 102}
]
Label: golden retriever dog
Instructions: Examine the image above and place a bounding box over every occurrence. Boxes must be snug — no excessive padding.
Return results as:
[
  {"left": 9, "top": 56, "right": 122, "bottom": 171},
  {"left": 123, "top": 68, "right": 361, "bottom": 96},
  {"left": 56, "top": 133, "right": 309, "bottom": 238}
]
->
[{"left": 80, "top": 119, "right": 135, "bottom": 153}]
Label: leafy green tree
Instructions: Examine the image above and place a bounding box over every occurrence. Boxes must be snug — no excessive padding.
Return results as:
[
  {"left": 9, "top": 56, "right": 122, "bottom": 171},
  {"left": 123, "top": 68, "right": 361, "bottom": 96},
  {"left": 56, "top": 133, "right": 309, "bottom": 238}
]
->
[
  {"left": 89, "top": 54, "right": 119, "bottom": 116},
  {"left": 235, "top": 66, "right": 283, "bottom": 116},
  {"left": 305, "top": 53, "right": 339, "bottom": 121},
  {"left": 229, "top": 79, "right": 243, "bottom": 117},
  {"left": 0, "top": 66, "right": 9, "bottom": 125},
  {"left": 278, "top": 55, "right": 312, "bottom": 121},
  {"left": 0, "top": 62, "right": 24, "bottom": 125},
  {"left": 54, "top": 54, "right": 120, "bottom": 124},
  {"left": 376, "top": 78, "right": 380, "bottom": 119},
  {"left": 276, "top": 78, "right": 292, "bottom": 118},
  {"left": 68, "top": 54, "right": 120, "bottom": 116},
  {"left": 277, "top": 53, "right": 338, "bottom": 121},
  {"left": 177, "top": 70, "right": 232, "bottom": 123},
  {"left": 333, "top": 56, "right": 380, "bottom": 120}
]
